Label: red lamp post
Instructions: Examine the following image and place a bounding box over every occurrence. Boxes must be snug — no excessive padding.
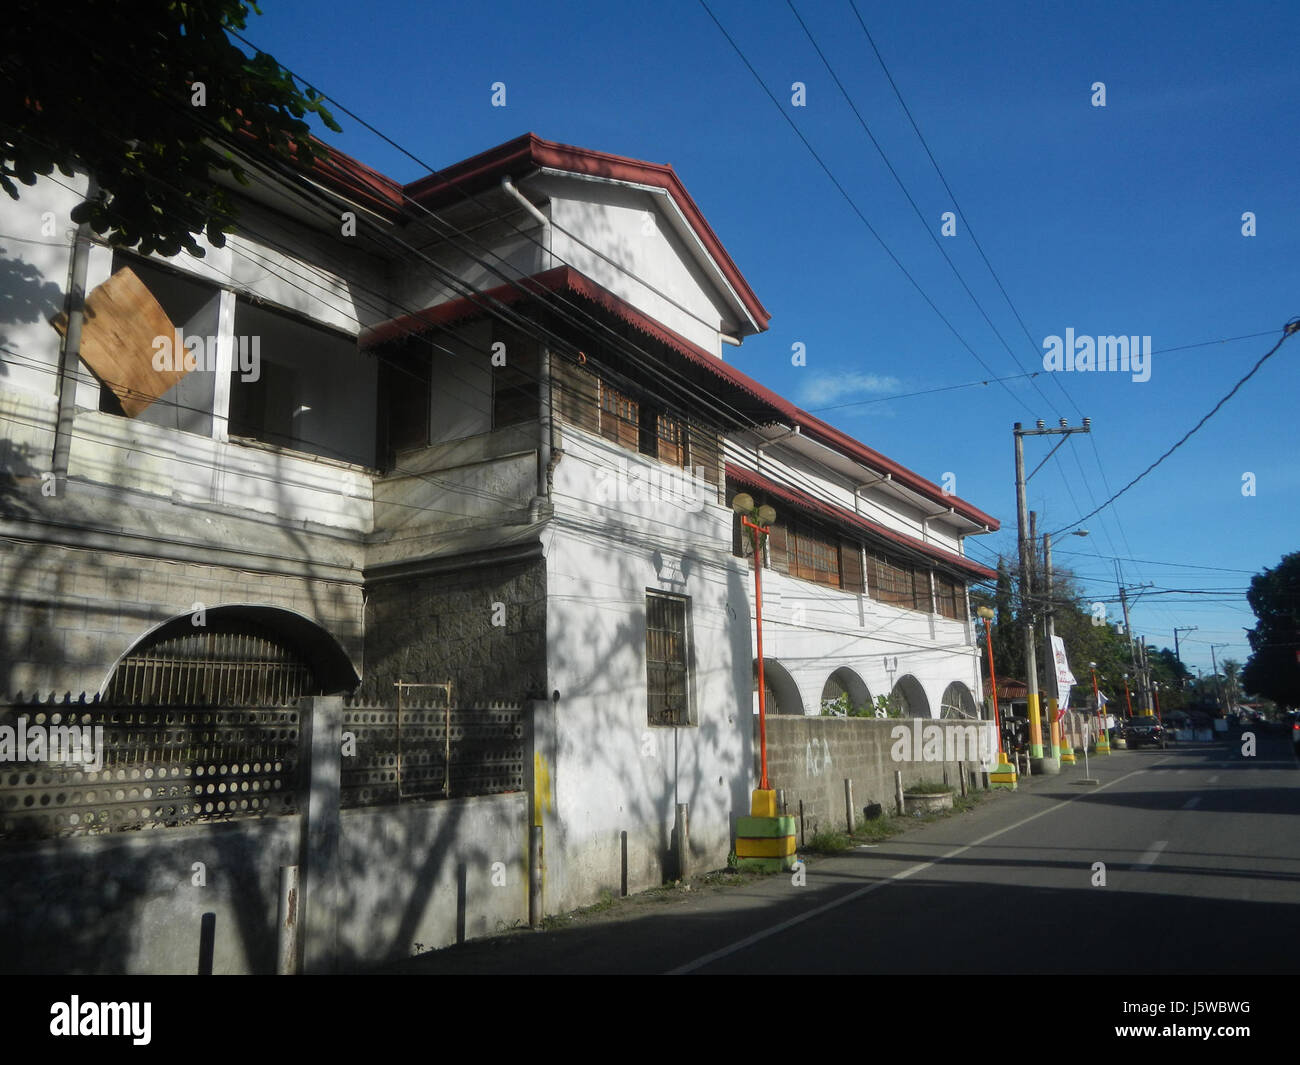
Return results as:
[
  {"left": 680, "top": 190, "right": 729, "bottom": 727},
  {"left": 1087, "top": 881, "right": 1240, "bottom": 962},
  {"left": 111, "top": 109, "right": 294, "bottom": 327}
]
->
[
  {"left": 1090, "top": 661, "right": 1110, "bottom": 753},
  {"left": 977, "top": 606, "right": 1006, "bottom": 765},
  {"left": 733, "top": 494, "right": 776, "bottom": 792}
]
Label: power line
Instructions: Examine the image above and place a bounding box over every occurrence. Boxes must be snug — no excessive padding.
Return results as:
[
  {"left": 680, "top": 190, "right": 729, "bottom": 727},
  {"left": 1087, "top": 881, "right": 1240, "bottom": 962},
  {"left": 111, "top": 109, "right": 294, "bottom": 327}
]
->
[
  {"left": 8, "top": 19, "right": 1004, "bottom": 596},
  {"left": 696, "top": 0, "right": 1029, "bottom": 415},
  {"left": 846, "top": 1, "right": 1141, "bottom": 576},
  {"left": 1052, "top": 318, "right": 1300, "bottom": 535}
]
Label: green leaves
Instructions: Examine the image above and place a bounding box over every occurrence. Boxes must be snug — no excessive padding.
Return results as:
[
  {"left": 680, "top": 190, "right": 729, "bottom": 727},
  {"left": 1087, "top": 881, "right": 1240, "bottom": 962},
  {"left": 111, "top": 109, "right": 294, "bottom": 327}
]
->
[{"left": 3, "top": 0, "right": 344, "bottom": 257}]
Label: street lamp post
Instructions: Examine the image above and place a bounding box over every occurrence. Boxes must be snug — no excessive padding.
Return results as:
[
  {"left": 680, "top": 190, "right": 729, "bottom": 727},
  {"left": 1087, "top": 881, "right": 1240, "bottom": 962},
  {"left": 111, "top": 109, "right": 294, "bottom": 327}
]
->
[
  {"left": 1042, "top": 529, "right": 1088, "bottom": 766},
  {"left": 1090, "top": 661, "right": 1110, "bottom": 754},
  {"left": 732, "top": 493, "right": 776, "bottom": 792},
  {"left": 730, "top": 493, "right": 799, "bottom": 873},
  {"left": 977, "top": 606, "right": 1016, "bottom": 787}
]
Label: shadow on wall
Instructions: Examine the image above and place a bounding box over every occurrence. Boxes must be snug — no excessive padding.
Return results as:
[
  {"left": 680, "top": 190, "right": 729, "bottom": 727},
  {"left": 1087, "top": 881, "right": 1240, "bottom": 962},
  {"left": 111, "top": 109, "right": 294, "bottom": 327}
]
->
[
  {"left": 542, "top": 536, "right": 752, "bottom": 907},
  {"left": 0, "top": 245, "right": 69, "bottom": 375}
]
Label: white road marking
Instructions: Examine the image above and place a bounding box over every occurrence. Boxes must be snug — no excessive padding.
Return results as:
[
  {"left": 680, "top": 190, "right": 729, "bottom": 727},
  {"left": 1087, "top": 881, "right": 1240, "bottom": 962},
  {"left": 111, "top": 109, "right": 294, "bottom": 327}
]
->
[
  {"left": 1135, "top": 841, "right": 1168, "bottom": 870},
  {"left": 1183, "top": 796, "right": 1201, "bottom": 809},
  {"left": 668, "top": 763, "right": 1164, "bottom": 975}
]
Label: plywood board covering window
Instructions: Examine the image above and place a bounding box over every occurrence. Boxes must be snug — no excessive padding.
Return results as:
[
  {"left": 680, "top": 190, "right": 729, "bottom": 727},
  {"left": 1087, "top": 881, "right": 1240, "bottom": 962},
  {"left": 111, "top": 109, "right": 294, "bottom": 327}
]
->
[{"left": 52, "top": 265, "right": 184, "bottom": 417}]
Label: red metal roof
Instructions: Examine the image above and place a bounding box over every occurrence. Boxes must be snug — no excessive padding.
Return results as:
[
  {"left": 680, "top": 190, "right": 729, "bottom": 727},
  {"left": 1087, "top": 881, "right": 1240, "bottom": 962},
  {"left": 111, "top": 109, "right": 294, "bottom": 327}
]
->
[
  {"left": 306, "top": 133, "right": 769, "bottom": 330},
  {"left": 403, "top": 133, "right": 770, "bottom": 331},
  {"left": 726, "top": 464, "right": 997, "bottom": 582}
]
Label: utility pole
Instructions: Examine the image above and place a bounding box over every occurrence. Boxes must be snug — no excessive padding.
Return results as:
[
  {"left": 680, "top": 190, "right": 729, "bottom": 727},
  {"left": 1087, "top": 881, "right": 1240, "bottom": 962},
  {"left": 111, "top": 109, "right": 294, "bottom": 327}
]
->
[
  {"left": 1014, "top": 417, "right": 1090, "bottom": 775},
  {"left": 1043, "top": 532, "right": 1067, "bottom": 763},
  {"left": 1116, "top": 563, "right": 1135, "bottom": 663},
  {"left": 1173, "top": 626, "right": 1197, "bottom": 688},
  {"left": 1114, "top": 565, "right": 1154, "bottom": 713},
  {"left": 1137, "top": 635, "right": 1152, "bottom": 716},
  {"left": 1209, "top": 644, "right": 1230, "bottom": 716}
]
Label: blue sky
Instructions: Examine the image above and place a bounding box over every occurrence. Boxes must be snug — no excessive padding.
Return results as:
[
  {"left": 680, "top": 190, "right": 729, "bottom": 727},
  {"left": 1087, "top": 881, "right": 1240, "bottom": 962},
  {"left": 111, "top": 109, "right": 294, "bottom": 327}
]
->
[{"left": 243, "top": 0, "right": 1299, "bottom": 677}]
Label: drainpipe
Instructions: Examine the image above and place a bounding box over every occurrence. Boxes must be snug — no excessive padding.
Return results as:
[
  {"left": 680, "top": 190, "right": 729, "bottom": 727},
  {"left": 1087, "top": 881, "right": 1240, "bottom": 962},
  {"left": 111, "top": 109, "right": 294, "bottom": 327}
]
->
[
  {"left": 500, "top": 175, "right": 557, "bottom": 507},
  {"left": 501, "top": 176, "right": 549, "bottom": 230},
  {"left": 536, "top": 345, "right": 553, "bottom": 502},
  {"left": 52, "top": 174, "right": 98, "bottom": 485},
  {"left": 755, "top": 424, "right": 800, "bottom": 474}
]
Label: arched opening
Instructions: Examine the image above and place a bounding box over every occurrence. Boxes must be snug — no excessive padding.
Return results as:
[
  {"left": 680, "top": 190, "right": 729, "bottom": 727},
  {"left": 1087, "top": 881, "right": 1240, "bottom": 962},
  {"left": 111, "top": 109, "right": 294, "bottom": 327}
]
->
[
  {"left": 753, "top": 658, "right": 804, "bottom": 716},
  {"left": 104, "top": 606, "right": 359, "bottom": 705},
  {"left": 820, "top": 667, "right": 872, "bottom": 715},
  {"left": 891, "top": 674, "right": 931, "bottom": 718},
  {"left": 940, "top": 681, "right": 979, "bottom": 720}
]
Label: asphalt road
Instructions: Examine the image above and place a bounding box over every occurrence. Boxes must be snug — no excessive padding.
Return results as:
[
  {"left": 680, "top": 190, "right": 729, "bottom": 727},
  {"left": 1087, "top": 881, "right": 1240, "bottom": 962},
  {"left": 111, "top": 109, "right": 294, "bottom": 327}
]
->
[{"left": 380, "top": 724, "right": 1300, "bottom": 975}]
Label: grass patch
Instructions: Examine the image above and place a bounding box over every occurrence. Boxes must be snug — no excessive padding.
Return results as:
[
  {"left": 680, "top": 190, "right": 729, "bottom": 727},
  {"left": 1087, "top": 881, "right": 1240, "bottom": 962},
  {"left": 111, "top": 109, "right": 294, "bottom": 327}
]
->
[
  {"left": 804, "top": 828, "right": 852, "bottom": 854},
  {"left": 853, "top": 812, "right": 906, "bottom": 842},
  {"left": 902, "top": 781, "right": 954, "bottom": 795}
]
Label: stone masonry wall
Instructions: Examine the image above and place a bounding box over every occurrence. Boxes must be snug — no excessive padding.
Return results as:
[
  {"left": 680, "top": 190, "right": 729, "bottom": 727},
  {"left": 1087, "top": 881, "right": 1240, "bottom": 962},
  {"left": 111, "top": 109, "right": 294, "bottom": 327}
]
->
[{"left": 361, "top": 557, "right": 547, "bottom": 705}]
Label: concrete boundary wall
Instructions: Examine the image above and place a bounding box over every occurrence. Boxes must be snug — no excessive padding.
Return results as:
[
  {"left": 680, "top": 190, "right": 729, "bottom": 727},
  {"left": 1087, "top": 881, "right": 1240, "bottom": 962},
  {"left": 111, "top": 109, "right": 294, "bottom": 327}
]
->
[
  {"left": 0, "top": 697, "right": 529, "bottom": 974},
  {"left": 765, "top": 716, "right": 996, "bottom": 839}
]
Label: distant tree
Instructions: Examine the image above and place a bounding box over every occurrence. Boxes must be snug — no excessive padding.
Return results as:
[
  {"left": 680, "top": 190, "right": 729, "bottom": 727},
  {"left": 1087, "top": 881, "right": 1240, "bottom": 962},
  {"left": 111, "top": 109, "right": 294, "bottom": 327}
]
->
[
  {"left": 1242, "top": 553, "right": 1300, "bottom": 709},
  {"left": 1, "top": 0, "right": 341, "bottom": 257},
  {"left": 992, "top": 557, "right": 1019, "bottom": 680}
]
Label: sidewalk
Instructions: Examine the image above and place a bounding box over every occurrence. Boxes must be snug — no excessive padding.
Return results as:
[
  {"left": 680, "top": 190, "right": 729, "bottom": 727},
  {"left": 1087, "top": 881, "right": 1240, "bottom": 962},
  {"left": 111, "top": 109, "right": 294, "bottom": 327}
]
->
[{"left": 369, "top": 778, "right": 1052, "bottom": 975}]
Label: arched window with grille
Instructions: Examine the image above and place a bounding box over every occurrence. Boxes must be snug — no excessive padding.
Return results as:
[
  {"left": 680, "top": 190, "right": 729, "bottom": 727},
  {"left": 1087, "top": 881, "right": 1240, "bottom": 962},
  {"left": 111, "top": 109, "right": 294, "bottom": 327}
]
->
[{"left": 105, "top": 608, "right": 358, "bottom": 706}]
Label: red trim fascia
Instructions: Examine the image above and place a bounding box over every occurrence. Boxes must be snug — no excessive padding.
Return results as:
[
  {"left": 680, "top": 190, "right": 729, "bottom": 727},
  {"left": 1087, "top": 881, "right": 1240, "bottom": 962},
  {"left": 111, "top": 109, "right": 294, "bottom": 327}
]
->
[
  {"left": 359, "top": 265, "right": 569, "bottom": 348},
  {"left": 308, "top": 143, "right": 404, "bottom": 218},
  {"left": 727, "top": 463, "right": 997, "bottom": 582},
  {"left": 359, "top": 264, "right": 997, "bottom": 533},
  {"left": 405, "top": 133, "right": 771, "bottom": 331}
]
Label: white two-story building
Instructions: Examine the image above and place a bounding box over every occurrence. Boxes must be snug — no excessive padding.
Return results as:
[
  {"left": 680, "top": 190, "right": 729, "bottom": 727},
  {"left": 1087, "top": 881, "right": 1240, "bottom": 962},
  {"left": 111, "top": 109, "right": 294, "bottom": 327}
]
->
[{"left": 0, "top": 131, "right": 999, "bottom": 914}]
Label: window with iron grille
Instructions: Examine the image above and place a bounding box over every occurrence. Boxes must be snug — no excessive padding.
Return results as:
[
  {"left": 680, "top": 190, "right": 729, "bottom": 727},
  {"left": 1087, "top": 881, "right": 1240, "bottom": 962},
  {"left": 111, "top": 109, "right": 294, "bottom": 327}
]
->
[
  {"left": 105, "top": 625, "right": 320, "bottom": 706},
  {"left": 646, "top": 591, "right": 693, "bottom": 726}
]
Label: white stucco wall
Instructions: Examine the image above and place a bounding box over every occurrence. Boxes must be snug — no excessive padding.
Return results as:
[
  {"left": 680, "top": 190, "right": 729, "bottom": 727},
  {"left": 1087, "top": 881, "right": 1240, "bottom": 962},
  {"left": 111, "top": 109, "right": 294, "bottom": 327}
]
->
[
  {"left": 0, "top": 172, "right": 382, "bottom": 533},
  {"left": 745, "top": 563, "right": 984, "bottom": 722},
  {"left": 536, "top": 175, "right": 731, "bottom": 356},
  {"left": 542, "top": 425, "right": 752, "bottom": 910},
  {"left": 725, "top": 435, "right": 970, "bottom": 553}
]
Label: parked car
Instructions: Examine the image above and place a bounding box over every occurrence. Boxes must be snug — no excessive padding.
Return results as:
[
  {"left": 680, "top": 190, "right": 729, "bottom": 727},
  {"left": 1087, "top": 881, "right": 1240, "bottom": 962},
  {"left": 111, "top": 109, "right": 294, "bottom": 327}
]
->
[
  {"left": 1124, "top": 716, "right": 1167, "bottom": 749},
  {"left": 1288, "top": 711, "right": 1300, "bottom": 754}
]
